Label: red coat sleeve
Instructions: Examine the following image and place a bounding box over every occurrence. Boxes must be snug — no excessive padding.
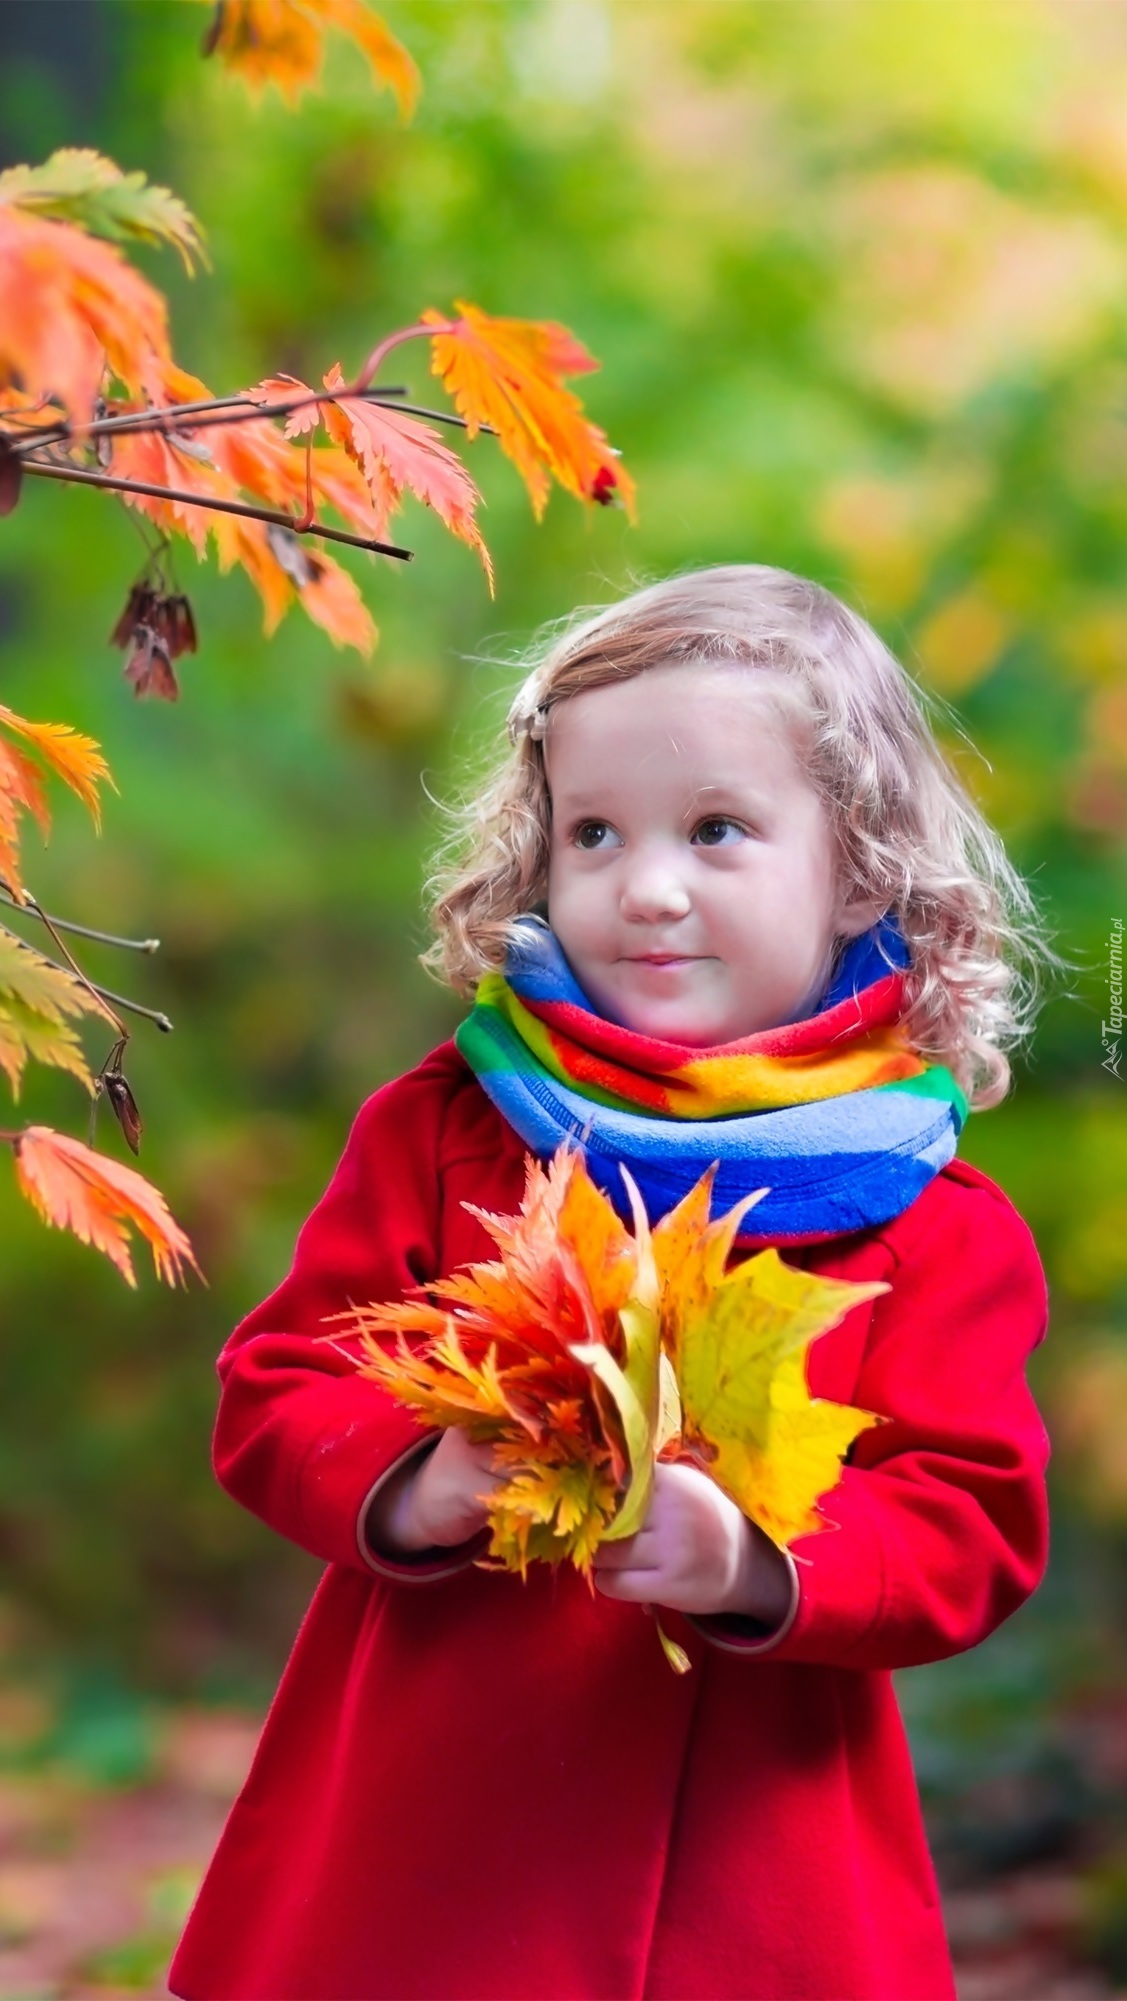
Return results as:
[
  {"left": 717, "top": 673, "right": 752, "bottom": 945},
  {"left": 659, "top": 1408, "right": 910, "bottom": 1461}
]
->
[
  {"left": 212, "top": 1049, "right": 459, "bottom": 1574},
  {"left": 717, "top": 1169, "right": 1051, "bottom": 1671}
]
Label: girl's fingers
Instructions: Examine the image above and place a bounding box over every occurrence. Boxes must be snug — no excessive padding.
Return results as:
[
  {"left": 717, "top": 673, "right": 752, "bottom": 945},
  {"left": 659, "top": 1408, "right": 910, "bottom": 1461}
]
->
[
  {"left": 592, "top": 1531, "right": 658, "bottom": 1572},
  {"left": 592, "top": 1565, "right": 660, "bottom": 1602}
]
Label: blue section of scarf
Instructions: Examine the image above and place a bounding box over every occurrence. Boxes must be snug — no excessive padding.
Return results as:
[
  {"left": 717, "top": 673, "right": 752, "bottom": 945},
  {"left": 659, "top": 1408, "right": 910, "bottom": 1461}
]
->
[{"left": 457, "top": 918, "right": 966, "bottom": 1245}]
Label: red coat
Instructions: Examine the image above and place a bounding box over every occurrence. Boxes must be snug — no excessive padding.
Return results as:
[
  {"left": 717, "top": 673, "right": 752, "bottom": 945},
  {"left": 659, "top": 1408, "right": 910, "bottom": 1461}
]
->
[{"left": 170, "top": 1042, "right": 1049, "bottom": 2001}]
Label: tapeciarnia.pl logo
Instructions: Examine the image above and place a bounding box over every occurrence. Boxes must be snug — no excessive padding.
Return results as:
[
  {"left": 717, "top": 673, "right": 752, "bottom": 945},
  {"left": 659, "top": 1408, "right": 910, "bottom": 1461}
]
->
[{"left": 1103, "top": 917, "right": 1123, "bottom": 1079}]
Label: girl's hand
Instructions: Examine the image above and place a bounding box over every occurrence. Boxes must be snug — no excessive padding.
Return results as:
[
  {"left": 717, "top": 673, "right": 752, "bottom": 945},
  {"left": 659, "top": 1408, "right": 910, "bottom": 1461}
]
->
[
  {"left": 366, "top": 1428, "right": 501, "bottom": 1555},
  {"left": 592, "top": 1461, "right": 793, "bottom": 1624}
]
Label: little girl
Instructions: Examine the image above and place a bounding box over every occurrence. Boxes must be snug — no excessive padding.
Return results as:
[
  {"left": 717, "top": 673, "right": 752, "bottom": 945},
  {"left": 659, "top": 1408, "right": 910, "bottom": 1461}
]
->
[{"left": 171, "top": 565, "right": 1052, "bottom": 2001}]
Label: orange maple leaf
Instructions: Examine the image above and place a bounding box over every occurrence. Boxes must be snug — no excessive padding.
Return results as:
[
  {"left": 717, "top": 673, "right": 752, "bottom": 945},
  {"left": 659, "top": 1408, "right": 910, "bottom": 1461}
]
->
[
  {"left": 210, "top": 513, "right": 377, "bottom": 653},
  {"left": 0, "top": 206, "right": 169, "bottom": 427},
  {"left": 0, "top": 736, "right": 48, "bottom": 898},
  {"left": 13, "top": 1125, "right": 200, "bottom": 1288},
  {"left": 200, "top": 0, "right": 420, "bottom": 115},
  {"left": 320, "top": 363, "right": 491, "bottom": 585},
  {"left": 343, "top": 1150, "right": 643, "bottom": 1572},
  {"left": 0, "top": 706, "right": 111, "bottom": 900},
  {"left": 423, "top": 301, "right": 637, "bottom": 522},
  {"left": 107, "top": 366, "right": 379, "bottom": 652},
  {"left": 248, "top": 368, "right": 492, "bottom": 585},
  {"left": 108, "top": 422, "right": 236, "bottom": 558}
]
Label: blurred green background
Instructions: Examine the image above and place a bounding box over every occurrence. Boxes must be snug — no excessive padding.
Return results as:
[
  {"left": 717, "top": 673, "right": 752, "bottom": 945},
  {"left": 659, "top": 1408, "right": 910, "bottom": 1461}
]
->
[{"left": 1, "top": 0, "right": 1126, "bottom": 1974}]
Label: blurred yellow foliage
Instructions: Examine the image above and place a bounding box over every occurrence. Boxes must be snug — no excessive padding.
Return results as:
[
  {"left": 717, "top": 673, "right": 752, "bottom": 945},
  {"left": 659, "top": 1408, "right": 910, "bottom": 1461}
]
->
[
  {"left": 830, "top": 167, "right": 1123, "bottom": 418},
  {"left": 1051, "top": 1342, "right": 1127, "bottom": 1520},
  {"left": 915, "top": 589, "right": 1011, "bottom": 696}
]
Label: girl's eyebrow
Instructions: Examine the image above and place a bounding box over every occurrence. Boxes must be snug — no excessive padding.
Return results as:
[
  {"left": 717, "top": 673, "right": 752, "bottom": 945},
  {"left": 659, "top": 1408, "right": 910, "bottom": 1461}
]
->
[
  {"left": 685, "top": 780, "right": 774, "bottom": 816},
  {"left": 550, "top": 788, "right": 615, "bottom": 812}
]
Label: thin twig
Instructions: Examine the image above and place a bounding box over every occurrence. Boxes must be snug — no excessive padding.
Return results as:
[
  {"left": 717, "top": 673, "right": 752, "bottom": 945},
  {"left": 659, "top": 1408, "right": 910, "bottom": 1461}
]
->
[
  {"left": 82, "top": 983, "right": 173, "bottom": 1032},
  {"left": 6, "top": 925, "right": 172, "bottom": 1031},
  {"left": 388, "top": 401, "right": 495, "bottom": 435},
  {"left": 5, "top": 385, "right": 411, "bottom": 455},
  {"left": 23, "top": 906, "right": 125, "bottom": 1039},
  {"left": 19, "top": 460, "right": 414, "bottom": 560},
  {"left": 1, "top": 889, "right": 160, "bottom": 953}
]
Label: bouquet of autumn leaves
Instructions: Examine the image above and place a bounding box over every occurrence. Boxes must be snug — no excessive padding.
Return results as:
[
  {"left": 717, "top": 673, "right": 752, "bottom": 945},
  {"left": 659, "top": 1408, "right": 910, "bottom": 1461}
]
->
[{"left": 339, "top": 1149, "right": 890, "bottom": 1609}]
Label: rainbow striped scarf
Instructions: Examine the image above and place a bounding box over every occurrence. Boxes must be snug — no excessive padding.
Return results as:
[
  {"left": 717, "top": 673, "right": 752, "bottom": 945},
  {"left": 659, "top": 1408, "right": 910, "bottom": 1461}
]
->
[{"left": 456, "top": 918, "right": 967, "bottom": 1245}]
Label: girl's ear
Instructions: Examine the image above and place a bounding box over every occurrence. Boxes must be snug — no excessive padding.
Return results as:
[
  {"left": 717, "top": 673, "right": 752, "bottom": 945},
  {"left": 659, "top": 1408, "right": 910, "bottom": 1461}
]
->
[{"left": 836, "top": 890, "right": 889, "bottom": 939}]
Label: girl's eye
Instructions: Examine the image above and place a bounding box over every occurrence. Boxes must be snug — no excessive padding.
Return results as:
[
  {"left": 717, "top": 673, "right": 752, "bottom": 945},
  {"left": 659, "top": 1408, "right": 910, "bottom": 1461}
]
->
[
  {"left": 692, "top": 816, "right": 747, "bottom": 847},
  {"left": 573, "top": 820, "right": 621, "bottom": 850}
]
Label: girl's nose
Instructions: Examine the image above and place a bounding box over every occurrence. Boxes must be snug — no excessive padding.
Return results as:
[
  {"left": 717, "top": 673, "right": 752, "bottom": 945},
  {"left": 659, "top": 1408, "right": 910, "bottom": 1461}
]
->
[{"left": 619, "top": 852, "right": 692, "bottom": 923}]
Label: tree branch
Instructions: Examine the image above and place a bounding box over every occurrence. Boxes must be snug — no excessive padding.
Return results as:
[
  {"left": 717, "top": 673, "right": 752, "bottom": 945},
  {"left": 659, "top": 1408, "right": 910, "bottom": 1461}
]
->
[{"left": 19, "top": 460, "right": 414, "bottom": 559}]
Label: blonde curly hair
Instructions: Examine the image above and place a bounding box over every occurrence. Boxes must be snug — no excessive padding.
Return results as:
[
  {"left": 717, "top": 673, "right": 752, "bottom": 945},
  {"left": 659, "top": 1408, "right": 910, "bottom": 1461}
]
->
[{"left": 424, "top": 564, "right": 1062, "bottom": 1110}]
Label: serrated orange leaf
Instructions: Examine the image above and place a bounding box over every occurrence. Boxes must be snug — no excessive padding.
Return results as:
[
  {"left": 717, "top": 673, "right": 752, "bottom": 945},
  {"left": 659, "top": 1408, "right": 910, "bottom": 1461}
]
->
[
  {"left": 252, "top": 372, "right": 323, "bottom": 440},
  {"left": 0, "top": 707, "right": 112, "bottom": 901},
  {"left": 0, "top": 708, "right": 112, "bottom": 830},
  {"left": 200, "top": 0, "right": 419, "bottom": 115},
  {"left": 424, "top": 301, "right": 636, "bottom": 522},
  {"left": 0, "top": 204, "right": 170, "bottom": 426},
  {"left": 101, "top": 366, "right": 379, "bottom": 652},
  {"left": 211, "top": 514, "right": 294, "bottom": 635},
  {"left": 0, "top": 735, "right": 49, "bottom": 899},
  {"left": 13, "top": 1125, "right": 199, "bottom": 1288},
  {"left": 321, "top": 362, "right": 491, "bottom": 584},
  {"left": 250, "top": 365, "right": 492, "bottom": 584},
  {"left": 299, "top": 549, "right": 378, "bottom": 652},
  {"left": 108, "top": 421, "right": 234, "bottom": 556},
  {"left": 209, "top": 512, "right": 377, "bottom": 653}
]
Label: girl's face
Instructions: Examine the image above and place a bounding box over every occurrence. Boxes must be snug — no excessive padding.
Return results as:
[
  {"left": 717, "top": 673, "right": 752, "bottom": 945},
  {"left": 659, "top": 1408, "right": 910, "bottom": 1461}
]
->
[{"left": 545, "top": 663, "right": 882, "bottom": 1046}]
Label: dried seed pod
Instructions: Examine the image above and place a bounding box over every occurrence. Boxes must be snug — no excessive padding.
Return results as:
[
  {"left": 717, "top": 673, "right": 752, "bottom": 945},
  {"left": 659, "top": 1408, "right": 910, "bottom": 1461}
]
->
[
  {"left": 104, "top": 1070, "right": 143, "bottom": 1155},
  {"left": 110, "top": 584, "right": 158, "bottom": 650},
  {"left": 165, "top": 594, "right": 198, "bottom": 657},
  {"left": 124, "top": 624, "right": 179, "bottom": 701}
]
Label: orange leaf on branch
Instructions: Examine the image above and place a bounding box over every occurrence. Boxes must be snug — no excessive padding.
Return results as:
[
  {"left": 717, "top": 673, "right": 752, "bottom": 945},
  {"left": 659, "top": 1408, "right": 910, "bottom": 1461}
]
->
[
  {"left": 105, "top": 364, "right": 382, "bottom": 657},
  {"left": 11, "top": 1125, "right": 199, "bottom": 1288},
  {"left": 0, "top": 205, "right": 170, "bottom": 430},
  {"left": 0, "top": 705, "right": 111, "bottom": 901},
  {"left": 199, "top": 0, "right": 420, "bottom": 114},
  {"left": 249, "top": 365, "right": 492, "bottom": 587},
  {"left": 422, "top": 302, "right": 637, "bottom": 522},
  {"left": 2, "top": 163, "right": 632, "bottom": 669}
]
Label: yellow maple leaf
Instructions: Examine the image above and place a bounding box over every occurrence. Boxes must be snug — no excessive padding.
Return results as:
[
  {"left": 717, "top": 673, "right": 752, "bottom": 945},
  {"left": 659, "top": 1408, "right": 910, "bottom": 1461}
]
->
[
  {"left": 656, "top": 1169, "right": 889, "bottom": 1546},
  {"left": 0, "top": 925, "right": 114, "bottom": 1097}
]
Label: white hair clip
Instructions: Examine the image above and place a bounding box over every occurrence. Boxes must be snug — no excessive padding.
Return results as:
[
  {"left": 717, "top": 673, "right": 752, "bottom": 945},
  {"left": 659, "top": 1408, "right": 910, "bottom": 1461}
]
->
[{"left": 507, "top": 703, "right": 550, "bottom": 746}]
